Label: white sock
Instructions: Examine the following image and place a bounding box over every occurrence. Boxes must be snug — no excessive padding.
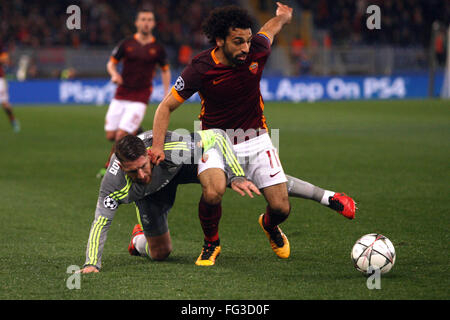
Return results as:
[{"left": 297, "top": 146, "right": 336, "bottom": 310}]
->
[
  {"left": 320, "top": 190, "right": 335, "bottom": 206},
  {"left": 133, "top": 234, "right": 149, "bottom": 257}
]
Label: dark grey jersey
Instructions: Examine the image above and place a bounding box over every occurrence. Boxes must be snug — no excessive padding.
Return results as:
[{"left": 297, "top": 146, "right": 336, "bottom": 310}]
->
[{"left": 84, "top": 129, "right": 244, "bottom": 269}]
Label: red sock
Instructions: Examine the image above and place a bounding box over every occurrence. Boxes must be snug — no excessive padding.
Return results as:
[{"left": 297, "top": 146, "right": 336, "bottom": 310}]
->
[
  {"left": 3, "top": 106, "right": 15, "bottom": 122},
  {"left": 198, "top": 196, "right": 222, "bottom": 242},
  {"left": 263, "top": 205, "right": 290, "bottom": 231}
]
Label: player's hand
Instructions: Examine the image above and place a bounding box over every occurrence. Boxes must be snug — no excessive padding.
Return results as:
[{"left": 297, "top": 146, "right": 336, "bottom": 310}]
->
[
  {"left": 150, "top": 147, "right": 165, "bottom": 165},
  {"left": 275, "top": 2, "right": 293, "bottom": 24},
  {"left": 231, "top": 177, "right": 261, "bottom": 198},
  {"left": 111, "top": 73, "right": 123, "bottom": 85},
  {"left": 79, "top": 266, "right": 99, "bottom": 274}
]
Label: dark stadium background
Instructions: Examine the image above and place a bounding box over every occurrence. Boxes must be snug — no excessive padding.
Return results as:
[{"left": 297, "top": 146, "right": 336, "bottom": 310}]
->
[{"left": 0, "top": 0, "right": 448, "bottom": 302}]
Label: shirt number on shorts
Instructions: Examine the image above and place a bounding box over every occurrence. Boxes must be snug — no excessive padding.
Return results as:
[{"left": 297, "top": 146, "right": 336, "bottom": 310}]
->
[{"left": 266, "top": 149, "right": 281, "bottom": 169}]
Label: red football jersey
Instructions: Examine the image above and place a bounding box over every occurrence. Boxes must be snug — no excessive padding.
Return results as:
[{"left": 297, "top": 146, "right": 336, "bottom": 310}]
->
[
  {"left": 171, "top": 32, "right": 271, "bottom": 132},
  {"left": 111, "top": 34, "right": 169, "bottom": 103}
]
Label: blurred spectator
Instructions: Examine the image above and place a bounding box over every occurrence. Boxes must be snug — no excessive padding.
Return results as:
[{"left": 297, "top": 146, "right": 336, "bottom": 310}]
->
[
  {"left": 0, "top": 0, "right": 448, "bottom": 78},
  {"left": 178, "top": 44, "right": 193, "bottom": 67},
  {"left": 0, "top": 0, "right": 238, "bottom": 51},
  {"left": 0, "top": 0, "right": 447, "bottom": 50},
  {"left": 307, "top": 0, "right": 449, "bottom": 48},
  {"left": 60, "top": 67, "right": 77, "bottom": 80},
  {"left": 26, "top": 62, "right": 39, "bottom": 79},
  {"left": 435, "top": 29, "right": 446, "bottom": 66},
  {"left": 290, "top": 34, "right": 311, "bottom": 75}
]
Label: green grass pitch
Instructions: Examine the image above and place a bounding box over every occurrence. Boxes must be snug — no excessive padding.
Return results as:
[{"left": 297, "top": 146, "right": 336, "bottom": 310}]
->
[{"left": 0, "top": 99, "right": 448, "bottom": 300}]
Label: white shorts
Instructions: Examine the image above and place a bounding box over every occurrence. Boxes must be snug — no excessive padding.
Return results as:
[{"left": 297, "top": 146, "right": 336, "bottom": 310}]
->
[
  {"left": 104, "top": 98, "right": 147, "bottom": 133},
  {"left": 198, "top": 132, "right": 287, "bottom": 189},
  {"left": 0, "top": 78, "right": 9, "bottom": 103}
]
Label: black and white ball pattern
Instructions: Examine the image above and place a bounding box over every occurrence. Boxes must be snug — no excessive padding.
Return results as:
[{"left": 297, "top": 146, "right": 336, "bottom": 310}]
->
[
  {"left": 103, "top": 196, "right": 118, "bottom": 210},
  {"left": 351, "top": 233, "right": 396, "bottom": 274}
]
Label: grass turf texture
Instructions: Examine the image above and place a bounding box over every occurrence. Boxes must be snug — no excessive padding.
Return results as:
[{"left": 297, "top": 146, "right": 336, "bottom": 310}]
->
[{"left": 0, "top": 100, "right": 448, "bottom": 300}]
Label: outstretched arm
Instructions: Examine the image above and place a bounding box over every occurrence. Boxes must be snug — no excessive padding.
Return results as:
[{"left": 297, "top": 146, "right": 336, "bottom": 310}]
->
[
  {"left": 160, "top": 66, "right": 171, "bottom": 97},
  {"left": 81, "top": 212, "right": 113, "bottom": 273},
  {"left": 81, "top": 186, "right": 119, "bottom": 273},
  {"left": 258, "top": 2, "right": 293, "bottom": 45},
  {"left": 151, "top": 91, "right": 183, "bottom": 165}
]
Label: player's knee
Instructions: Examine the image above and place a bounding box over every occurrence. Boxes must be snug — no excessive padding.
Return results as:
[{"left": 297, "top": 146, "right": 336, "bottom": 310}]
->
[
  {"left": 269, "top": 198, "right": 291, "bottom": 217},
  {"left": 149, "top": 244, "right": 172, "bottom": 261},
  {"left": 115, "top": 130, "right": 129, "bottom": 142},
  {"left": 105, "top": 131, "right": 116, "bottom": 141},
  {"left": 202, "top": 188, "right": 224, "bottom": 205}
]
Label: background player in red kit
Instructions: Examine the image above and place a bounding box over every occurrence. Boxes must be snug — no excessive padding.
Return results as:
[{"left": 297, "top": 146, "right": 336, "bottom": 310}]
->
[
  {"left": 98, "top": 9, "right": 171, "bottom": 177},
  {"left": 0, "top": 41, "right": 20, "bottom": 132},
  {"left": 151, "top": 3, "right": 356, "bottom": 265}
]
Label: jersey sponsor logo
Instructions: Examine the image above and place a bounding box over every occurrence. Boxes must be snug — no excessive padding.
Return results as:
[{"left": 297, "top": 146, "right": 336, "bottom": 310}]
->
[
  {"left": 249, "top": 62, "right": 259, "bottom": 74},
  {"left": 174, "top": 76, "right": 185, "bottom": 91},
  {"left": 109, "top": 159, "right": 121, "bottom": 175},
  {"left": 148, "top": 48, "right": 156, "bottom": 56},
  {"left": 126, "top": 46, "right": 134, "bottom": 52},
  {"left": 103, "top": 196, "right": 118, "bottom": 210}
]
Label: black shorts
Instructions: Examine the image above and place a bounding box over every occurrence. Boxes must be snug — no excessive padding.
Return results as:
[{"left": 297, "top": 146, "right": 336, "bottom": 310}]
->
[{"left": 134, "top": 163, "right": 199, "bottom": 237}]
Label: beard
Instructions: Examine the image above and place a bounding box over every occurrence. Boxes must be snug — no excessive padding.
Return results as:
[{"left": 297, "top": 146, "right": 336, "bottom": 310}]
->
[{"left": 223, "top": 46, "right": 247, "bottom": 66}]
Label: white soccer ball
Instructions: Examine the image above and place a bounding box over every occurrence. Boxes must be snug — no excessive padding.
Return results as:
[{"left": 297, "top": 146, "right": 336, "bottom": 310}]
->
[{"left": 351, "top": 233, "right": 396, "bottom": 274}]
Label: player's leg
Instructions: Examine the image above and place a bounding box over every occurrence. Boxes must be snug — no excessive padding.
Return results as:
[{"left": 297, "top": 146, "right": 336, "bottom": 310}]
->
[
  {"left": 286, "top": 175, "right": 356, "bottom": 219},
  {"left": 145, "top": 232, "right": 172, "bottom": 260},
  {"left": 112, "top": 101, "right": 146, "bottom": 161},
  {"left": 259, "top": 182, "right": 291, "bottom": 259},
  {"left": 129, "top": 179, "right": 178, "bottom": 261},
  {"left": 107, "top": 120, "right": 142, "bottom": 160},
  {"left": 117, "top": 101, "right": 147, "bottom": 138},
  {"left": 286, "top": 175, "right": 327, "bottom": 202},
  {"left": 104, "top": 99, "right": 125, "bottom": 140},
  {"left": 195, "top": 167, "right": 226, "bottom": 266},
  {"left": 153, "top": 159, "right": 225, "bottom": 266},
  {"left": 0, "top": 78, "right": 19, "bottom": 132},
  {"left": 99, "top": 100, "right": 146, "bottom": 177},
  {"left": 195, "top": 147, "right": 228, "bottom": 266},
  {"left": 130, "top": 163, "right": 201, "bottom": 261},
  {"left": 130, "top": 226, "right": 172, "bottom": 261},
  {"left": 235, "top": 134, "right": 291, "bottom": 258},
  {"left": 102, "top": 129, "right": 130, "bottom": 170},
  {"left": 1, "top": 102, "right": 19, "bottom": 131},
  {"left": 98, "top": 99, "right": 124, "bottom": 177}
]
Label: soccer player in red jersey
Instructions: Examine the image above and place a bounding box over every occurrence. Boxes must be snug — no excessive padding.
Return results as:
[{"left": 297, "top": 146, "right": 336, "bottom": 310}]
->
[
  {"left": 0, "top": 42, "right": 20, "bottom": 132},
  {"left": 151, "top": 3, "right": 356, "bottom": 265},
  {"left": 97, "top": 9, "right": 171, "bottom": 177}
]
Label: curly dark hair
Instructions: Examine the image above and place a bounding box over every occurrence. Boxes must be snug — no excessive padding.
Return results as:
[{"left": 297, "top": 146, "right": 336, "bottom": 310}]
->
[{"left": 202, "top": 5, "right": 254, "bottom": 45}]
